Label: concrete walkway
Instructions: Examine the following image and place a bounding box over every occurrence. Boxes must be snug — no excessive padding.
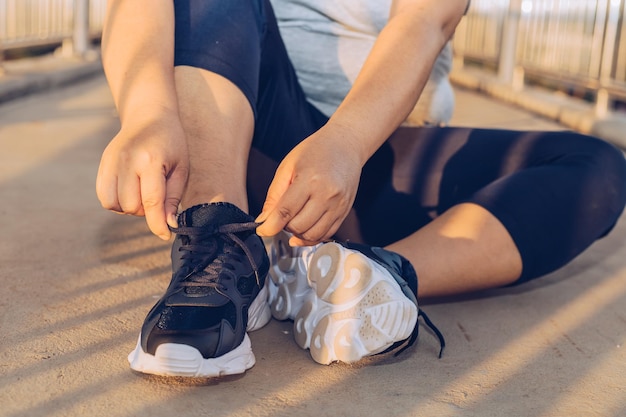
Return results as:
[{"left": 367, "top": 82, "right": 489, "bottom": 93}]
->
[{"left": 0, "top": 65, "right": 624, "bottom": 417}]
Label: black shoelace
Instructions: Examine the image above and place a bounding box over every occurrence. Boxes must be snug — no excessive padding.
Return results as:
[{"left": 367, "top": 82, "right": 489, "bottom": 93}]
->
[
  {"left": 393, "top": 309, "right": 446, "bottom": 359},
  {"left": 170, "top": 221, "right": 262, "bottom": 290},
  {"left": 381, "top": 308, "right": 446, "bottom": 359}
]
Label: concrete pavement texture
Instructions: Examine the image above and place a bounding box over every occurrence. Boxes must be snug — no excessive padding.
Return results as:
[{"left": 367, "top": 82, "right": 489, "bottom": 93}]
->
[
  {"left": 0, "top": 53, "right": 103, "bottom": 105},
  {"left": 0, "top": 74, "right": 625, "bottom": 417}
]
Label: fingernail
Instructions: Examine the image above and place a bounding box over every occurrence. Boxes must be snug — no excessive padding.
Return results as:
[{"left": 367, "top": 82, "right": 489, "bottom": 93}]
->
[
  {"left": 288, "top": 237, "right": 303, "bottom": 247},
  {"left": 167, "top": 213, "right": 178, "bottom": 228}
]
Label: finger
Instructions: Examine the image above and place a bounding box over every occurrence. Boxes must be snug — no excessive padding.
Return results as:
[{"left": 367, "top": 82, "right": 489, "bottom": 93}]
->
[
  {"left": 289, "top": 216, "right": 344, "bottom": 246},
  {"left": 164, "top": 165, "right": 188, "bottom": 228},
  {"left": 255, "top": 164, "right": 292, "bottom": 224},
  {"left": 256, "top": 180, "right": 308, "bottom": 237},
  {"left": 117, "top": 171, "right": 144, "bottom": 215},
  {"left": 289, "top": 208, "right": 339, "bottom": 243},
  {"left": 283, "top": 199, "right": 327, "bottom": 239},
  {"left": 140, "top": 169, "right": 170, "bottom": 240},
  {"left": 288, "top": 236, "right": 322, "bottom": 247},
  {"left": 96, "top": 163, "right": 122, "bottom": 212}
]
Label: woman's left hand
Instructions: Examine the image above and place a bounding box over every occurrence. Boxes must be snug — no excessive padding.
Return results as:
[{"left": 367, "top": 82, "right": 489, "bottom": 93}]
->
[{"left": 255, "top": 126, "right": 363, "bottom": 246}]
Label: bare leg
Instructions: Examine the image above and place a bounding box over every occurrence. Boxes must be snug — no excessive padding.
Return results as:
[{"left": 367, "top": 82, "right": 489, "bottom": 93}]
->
[
  {"left": 174, "top": 65, "right": 254, "bottom": 212},
  {"left": 386, "top": 203, "right": 523, "bottom": 298}
]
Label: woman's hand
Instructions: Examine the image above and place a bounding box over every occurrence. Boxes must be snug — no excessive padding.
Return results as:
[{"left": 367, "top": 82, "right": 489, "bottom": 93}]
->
[
  {"left": 256, "top": 125, "right": 364, "bottom": 246},
  {"left": 96, "top": 111, "right": 189, "bottom": 240}
]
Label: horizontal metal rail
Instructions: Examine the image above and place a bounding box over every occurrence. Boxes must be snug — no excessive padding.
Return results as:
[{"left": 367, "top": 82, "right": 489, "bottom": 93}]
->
[
  {"left": 2, "top": 0, "right": 626, "bottom": 116},
  {"left": 453, "top": 0, "right": 626, "bottom": 115},
  {"left": 0, "top": 0, "right": 106, "bottom": 58}
]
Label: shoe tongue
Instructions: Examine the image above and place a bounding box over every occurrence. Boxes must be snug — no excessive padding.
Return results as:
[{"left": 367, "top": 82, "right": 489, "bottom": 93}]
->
[{"left": 180, "top": 203, "right": 253, "bottom": 227}]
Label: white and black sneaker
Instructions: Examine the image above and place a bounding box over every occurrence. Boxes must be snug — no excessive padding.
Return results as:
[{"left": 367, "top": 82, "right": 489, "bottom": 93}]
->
[
  {"left": 128, "top": 203, "right": 271, "bottom": 377},
  {"left": 266, "top": 233, "right": 444, "bottom": 365}
]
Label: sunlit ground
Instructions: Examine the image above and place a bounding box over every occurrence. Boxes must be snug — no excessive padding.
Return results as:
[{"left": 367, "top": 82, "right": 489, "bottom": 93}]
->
[{"left": 0, "top": 76, "right": 624, "bottom": 417}]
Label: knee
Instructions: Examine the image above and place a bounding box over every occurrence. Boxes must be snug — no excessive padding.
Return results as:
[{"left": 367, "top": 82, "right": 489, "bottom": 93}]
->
[
  {"left": 585, "top": 135, "right": 625, "bottom": 196},
  {"left": 571, "top": 134, "right": 626, "bottom": 228},
  {"left": 174, "top": 0, "right": 265, "bottom": 46}
]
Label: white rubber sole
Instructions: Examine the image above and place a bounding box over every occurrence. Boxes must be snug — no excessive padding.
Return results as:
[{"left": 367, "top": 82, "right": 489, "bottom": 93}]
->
[
  {"left": 128, "top": 282, "right": 271, "bottom": 378},
  {"left": 293, "top": 242, "right": 418, "bottom": 365},
  {"left": 265, "top": 231, "right": 319, "bottom": 321}
]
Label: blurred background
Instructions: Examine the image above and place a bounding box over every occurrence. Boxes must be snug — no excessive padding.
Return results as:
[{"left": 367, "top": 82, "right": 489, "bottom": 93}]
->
[
  {"left": 0, "top": 0, "right": 105, "bottom": 60},
  {"left": 454, "top": 0, "right": 626, "bottom": 118},
  {"left": 1, "top": 0, "right": 625, "bottom": 116}
]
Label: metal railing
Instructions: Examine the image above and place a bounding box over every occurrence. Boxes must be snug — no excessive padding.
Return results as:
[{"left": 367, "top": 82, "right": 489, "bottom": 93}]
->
[
  {"left": 0, "top": 0, "right": 106, "bottom": 62},
  {"left": 453, "top": 0, "right": 626, "bottom": 116},
  {"left": 2, "top": 0, "right": 626, "bottom": 117}
]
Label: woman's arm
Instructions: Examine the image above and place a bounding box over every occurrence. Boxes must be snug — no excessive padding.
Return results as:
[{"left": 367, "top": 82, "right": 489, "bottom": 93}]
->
[
  {"left": 102, "top": 0, "right": 178, "bottom": 123},
  {"left": 96, "top": 0, "right": 188, "bottom": 240},
  {"left": 256, "top": 0, "right": 469, "bottom": 245},
  {"left": 327, "top": 0, "right": 469, "bottom": 165}
]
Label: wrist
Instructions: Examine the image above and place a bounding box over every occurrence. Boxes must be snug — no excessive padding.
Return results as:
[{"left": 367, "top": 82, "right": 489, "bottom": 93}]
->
[
  {"left": 119, "top": 100, "right": 180, "bottom": 127},
  {"left": 108, "top": 69, "right": 179, "bottom": 125},
  {"left": 116, "top": 106, "right": 184, "bottom": 145},
  {"left": 322, "top": 117, "right": 379, "bottom": 166}
]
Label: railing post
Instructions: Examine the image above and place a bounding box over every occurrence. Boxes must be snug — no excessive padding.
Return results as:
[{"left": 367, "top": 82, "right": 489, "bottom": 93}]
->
[
  {"left": 0, "top": 41, "right": 4, "bottom": 76},
  {"left": 0, "top": 0, "right": 5, "bottom": 75},
  {"left": 595, "top": 0, "right": 621, "bottom": 118},
  {"left": 498, "top": 0, "right": 522, "bottom": 86},
  {"left": 72, "top": 0, "right": 91, "bottom": 57},
  {"left": 452, "top": 16, "right": 468, "bottom": 70}
]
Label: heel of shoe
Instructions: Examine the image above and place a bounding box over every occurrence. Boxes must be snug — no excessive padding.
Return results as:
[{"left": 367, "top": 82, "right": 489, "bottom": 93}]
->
[{"left": 300, "top": 242, "right": 419, "bottom": 364}]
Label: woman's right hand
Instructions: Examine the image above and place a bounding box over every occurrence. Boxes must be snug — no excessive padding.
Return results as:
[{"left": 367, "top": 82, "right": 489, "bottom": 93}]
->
[{"left": 96, "top": 111, "right": 189, "bottom": 240}]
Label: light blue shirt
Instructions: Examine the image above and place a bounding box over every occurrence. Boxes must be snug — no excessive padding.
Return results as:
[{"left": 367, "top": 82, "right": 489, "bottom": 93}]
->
[{"left": 271, "top": 0, "right": 455, "bottom": 125}]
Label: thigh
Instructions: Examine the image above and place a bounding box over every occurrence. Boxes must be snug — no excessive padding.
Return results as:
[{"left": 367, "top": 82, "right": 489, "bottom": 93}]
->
[
  {"left": 252, "top": 0, "right": 328, "bottom": 161},
  {"left": 173, "top": 0, "right": 266, "bottom": 111},
  {"left": 346, "top": 126, "right": 626, "bottom": 281},
  {"left": 174, "top": 0, "right": 325, "bottom": 150}
]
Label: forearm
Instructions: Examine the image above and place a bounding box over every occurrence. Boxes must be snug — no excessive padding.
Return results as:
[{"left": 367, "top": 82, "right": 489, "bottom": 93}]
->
[
  {"left": 326, "top": 0, "right": 467, "bottom": 165},
  {"left": 102, "top": 0, "right": 179, "bottom": 124}
]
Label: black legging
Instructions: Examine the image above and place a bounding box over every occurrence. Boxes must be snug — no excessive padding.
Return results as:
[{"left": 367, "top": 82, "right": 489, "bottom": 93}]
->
[{"left": 173, "top": 0, "right": 626, "bottom": 283}]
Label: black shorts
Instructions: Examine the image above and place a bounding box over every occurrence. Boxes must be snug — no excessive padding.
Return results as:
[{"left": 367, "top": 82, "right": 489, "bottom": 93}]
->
[{"left": 173, "top": 0, "right": 626, "bottom": 283}]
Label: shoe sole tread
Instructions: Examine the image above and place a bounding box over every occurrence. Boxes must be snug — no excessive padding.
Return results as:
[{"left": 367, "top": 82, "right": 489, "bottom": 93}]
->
[{"left": 294, "top": 242, "right": 418, "bottom": 364}]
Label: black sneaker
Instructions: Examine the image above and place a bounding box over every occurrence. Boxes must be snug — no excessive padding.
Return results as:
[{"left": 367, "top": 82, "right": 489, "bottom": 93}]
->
[
  {"left": 265, "top": 234, "right": 444, "bottom": 364},
  {"left": 128, "top": 203, "right": 271, "bottom": 377}
]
